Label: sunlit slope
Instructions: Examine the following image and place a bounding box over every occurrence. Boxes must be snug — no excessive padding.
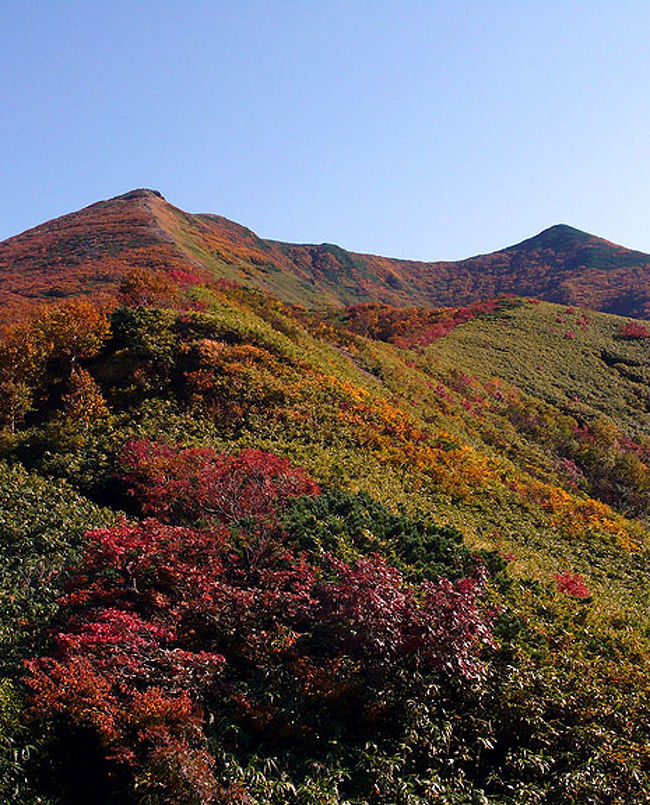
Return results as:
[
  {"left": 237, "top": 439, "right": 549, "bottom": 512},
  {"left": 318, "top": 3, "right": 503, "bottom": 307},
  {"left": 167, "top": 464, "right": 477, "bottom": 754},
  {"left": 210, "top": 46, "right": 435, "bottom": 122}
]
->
[
  {"left": 149, "top": 209, "right": 650, "bottom": 314},
  {"left": 319, "top": 300, "right": 650, "bottom": 612},
  {"left": 424, "top": 300, "right": 650, "bottom": 437},
  {"left": 3, "top": 189, "right": 650, "bottom": 316},
  {"left": 0, "top": 190, "right": 201, "bottom": 311},
  {"left": 5, "top": 286, "right": 647, "bottom": 626}
]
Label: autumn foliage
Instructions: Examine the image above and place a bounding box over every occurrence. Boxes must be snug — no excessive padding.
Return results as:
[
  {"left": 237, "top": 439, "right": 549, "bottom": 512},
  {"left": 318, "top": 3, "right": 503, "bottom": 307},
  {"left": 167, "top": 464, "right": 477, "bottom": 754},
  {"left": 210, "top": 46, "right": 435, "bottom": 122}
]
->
[
  {"left": 35, "top": 297, "right": 112, "bottom": 370},
  {"left": 0, "top": 298, "right": 111, "bottom": 431},
  {"left": 118, "top": 266, "right": 180, "bottom": 308},
  {"left": 5, "top": 190, "right": 650, "bottom": 320},
  {"left": 26, "top": 519, "right": 227, "bottom": 802},
  {"left": 25, "top": 444, "right": 496, "bottom": 802},
  {"left": 619, "top": 321, "right": 650, "bottom": 339},
  {"left": 120, "top": 440, "right": 320, "bottom": 525},
  {"left": 555, "top": 570, "right": 591, "bottom": 599},
  {"left": 343, "top": 296, "right": 514, "bottom": 348},
  {"left": 2, "top": 202, "right": 650, "bottom": 802}
]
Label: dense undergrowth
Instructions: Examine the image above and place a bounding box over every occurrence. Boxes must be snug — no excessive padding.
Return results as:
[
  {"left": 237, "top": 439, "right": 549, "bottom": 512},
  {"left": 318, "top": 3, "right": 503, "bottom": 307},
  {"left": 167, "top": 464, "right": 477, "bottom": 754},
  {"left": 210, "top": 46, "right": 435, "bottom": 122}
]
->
[{"left": 0, "top": 279, "right": 649, "bottom": 803}]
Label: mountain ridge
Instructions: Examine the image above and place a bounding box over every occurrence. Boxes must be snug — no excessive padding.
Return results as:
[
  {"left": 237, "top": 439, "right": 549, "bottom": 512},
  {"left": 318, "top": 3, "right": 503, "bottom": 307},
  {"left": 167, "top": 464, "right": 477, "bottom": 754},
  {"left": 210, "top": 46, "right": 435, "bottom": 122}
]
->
[{"left": 2, "top": 189, "right": 649, "bottom": 317}]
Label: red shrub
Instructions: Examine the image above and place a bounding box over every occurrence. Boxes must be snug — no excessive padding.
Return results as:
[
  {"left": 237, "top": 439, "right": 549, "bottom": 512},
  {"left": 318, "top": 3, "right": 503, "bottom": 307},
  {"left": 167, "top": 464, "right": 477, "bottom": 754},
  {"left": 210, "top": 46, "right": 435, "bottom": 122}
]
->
[
  {"left": 619, "top": 321, "right": 650, "bottom": 339},
  {"left": 26, "top": 519, "right": 227, "bottom": 799},
  {"left": 555, "top": 571, "right": 591, "bottom": 599},
  {"left": 345, "top": 297, "right": 513, "bottom": 349},
  {"left": 28, "top": 526, "right": 496, "bottom": 798},
  {"left": 27, "top": 445, "right": 496, "bottom": 800},
  {"left": 121, "top": 440, "right": 320, "bottom": 526},
  {"left": 318, "top": 555, "right": 495, "bottom": 680}
]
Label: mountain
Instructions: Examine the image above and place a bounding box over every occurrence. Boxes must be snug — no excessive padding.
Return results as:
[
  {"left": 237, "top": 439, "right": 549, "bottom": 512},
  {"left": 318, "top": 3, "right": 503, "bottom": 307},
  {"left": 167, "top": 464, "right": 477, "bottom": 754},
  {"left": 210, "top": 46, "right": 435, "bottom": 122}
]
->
[
  {"left": 2, "top": 189, "right": 650, "bottom": 317},
  {"left": 1, "top": 192, "right": 650, "bottom": 803}
]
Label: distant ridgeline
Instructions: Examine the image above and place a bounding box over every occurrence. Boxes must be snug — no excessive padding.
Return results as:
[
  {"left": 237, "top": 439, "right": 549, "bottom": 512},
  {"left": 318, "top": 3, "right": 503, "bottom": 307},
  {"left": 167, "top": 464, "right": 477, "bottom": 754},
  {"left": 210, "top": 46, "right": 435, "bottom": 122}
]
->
[
  {"left": 2, "top": 188, "right": 650, "bottom": 316},
  {"left": 0, "top": 192, "right": 650, "bottom": 803}
]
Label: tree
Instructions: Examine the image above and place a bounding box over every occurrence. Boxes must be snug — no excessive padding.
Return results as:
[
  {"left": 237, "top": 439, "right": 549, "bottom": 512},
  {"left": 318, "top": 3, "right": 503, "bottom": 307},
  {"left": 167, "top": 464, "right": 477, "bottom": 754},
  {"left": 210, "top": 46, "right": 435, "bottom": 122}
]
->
[
  {"left": 118, "top": 267, "right": 179, "bottom": 308},
  {"left": 0, "top": 321, "right": 47, "bottom": 432},
  {"left": 61, "top": 367, "right": 109, "bottom": 427},
  {"left": 35, "top": 298, "right": 111, "bottom": 372},
  {"left": 120, "top": 440, "right": 320, "bottom": 528},
  {"left": 26, "top": 519, "right": 226, "bottom": 804}
]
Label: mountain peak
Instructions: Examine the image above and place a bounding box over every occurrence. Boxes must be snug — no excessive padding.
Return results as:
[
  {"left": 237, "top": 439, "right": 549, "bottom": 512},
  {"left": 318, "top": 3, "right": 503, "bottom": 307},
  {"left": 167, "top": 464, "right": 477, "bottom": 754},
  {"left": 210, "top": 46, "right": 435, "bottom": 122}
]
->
[
  {"left": 542, "top": 223, "right": 586, "bottom": 235},
  {"left": 512, "top": 223, "right": 594, "bottom": 252},
  {"left": 115, "top": 188, "right": 166, "bottom": 202}
]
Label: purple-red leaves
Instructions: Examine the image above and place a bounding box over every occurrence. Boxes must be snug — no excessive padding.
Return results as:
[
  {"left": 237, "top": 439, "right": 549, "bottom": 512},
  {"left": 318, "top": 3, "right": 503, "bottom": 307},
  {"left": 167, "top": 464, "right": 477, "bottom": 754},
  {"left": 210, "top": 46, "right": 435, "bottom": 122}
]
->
[
  {"left": 27, "top": 444, "right": 495, "bottom": 801},
  {"left": 319, "top": 554, "right": 495, "bottom": 680}
]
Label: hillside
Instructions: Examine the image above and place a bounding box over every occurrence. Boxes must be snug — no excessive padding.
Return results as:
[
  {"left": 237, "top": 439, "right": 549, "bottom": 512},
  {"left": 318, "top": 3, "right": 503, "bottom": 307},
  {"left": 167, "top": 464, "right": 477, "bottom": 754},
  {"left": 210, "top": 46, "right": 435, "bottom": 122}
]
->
[
  {"left": 2, "top": 193, "right": 650, "bottom": 802},
  {"left": 3, "top": 189, "right": 650, "bottom": 317},
  {"left": 0, "top": 251, "right": 650, "bottom": 802}
]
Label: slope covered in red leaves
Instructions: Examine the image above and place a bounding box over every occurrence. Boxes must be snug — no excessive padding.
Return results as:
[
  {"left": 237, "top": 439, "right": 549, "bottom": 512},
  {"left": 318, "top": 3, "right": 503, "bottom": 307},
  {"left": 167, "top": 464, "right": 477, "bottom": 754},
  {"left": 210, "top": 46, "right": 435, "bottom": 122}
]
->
[
  {"left": 0, "top": 190, "right": 205, "bottom": 315},
  {"left": 3, "top": 189, "right": 650, "bottom": 318}
]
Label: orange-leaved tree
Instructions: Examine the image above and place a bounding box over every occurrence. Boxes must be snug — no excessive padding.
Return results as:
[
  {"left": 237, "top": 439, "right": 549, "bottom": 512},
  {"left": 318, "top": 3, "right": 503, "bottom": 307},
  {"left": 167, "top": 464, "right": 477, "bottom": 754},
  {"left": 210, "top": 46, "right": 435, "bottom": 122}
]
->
[{"left": 35, "top": 298, "right": 112, "bottom": 373}]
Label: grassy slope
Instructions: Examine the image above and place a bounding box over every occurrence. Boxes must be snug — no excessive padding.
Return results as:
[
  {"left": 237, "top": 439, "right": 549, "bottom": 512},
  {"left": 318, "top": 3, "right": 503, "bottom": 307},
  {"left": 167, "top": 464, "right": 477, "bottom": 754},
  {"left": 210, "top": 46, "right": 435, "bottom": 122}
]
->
[
  {"left": 426, "top": 300, "right": 650, "bottom": 435},
  {"left": 416, "top": 301, "right": 650, "bottom": 623},
  {"left": 384, "top": 311, "right": 642, "bottom": 607}
]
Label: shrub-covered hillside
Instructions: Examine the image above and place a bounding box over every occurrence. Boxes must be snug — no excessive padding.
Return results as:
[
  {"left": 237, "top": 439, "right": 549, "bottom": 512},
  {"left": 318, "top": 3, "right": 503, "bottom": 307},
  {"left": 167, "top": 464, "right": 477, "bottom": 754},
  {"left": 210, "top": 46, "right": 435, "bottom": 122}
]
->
[
  {"left": 0, "top": 273, "right": 649, "bottom": 802},
  {"left": 4, "top": 190, "right": 650, "bottom": 317}
]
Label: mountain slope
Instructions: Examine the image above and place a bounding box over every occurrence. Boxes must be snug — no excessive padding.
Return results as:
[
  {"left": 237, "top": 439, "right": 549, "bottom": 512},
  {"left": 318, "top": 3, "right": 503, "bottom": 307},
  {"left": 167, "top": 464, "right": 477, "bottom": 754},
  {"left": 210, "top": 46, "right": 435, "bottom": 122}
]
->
[
  {"left": 2, "top": 194, "right": 650, "bottom": 803},
  {"left": 1, "top": 284, "right": 650, "bottom": 802},
  {"left": 2, "top": 190, "right": 650, "bottom": 316},
  {"left": 0, "top": 190, "right": 204, "bottom": 312}
]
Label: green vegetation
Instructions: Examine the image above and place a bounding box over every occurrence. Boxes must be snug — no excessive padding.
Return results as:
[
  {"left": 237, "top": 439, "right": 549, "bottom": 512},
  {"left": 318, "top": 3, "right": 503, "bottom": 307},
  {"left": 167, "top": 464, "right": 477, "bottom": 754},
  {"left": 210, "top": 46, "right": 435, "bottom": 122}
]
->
[
  {"left": 0, "top": 277, "right": 649, "bottom": 802},
  {"left": 425, "top": 299, "right": 650, "bottom": 433},
  {"left": 0, "top": 462, "right": 116, "bottom": 803}
]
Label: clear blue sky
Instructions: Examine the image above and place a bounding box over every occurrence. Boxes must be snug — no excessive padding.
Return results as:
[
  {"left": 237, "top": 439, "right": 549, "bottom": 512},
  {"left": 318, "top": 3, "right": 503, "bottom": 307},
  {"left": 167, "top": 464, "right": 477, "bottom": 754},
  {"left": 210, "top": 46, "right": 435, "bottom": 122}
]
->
[{"left": 2, "top": 1, "right": 650, "bottom": 260}]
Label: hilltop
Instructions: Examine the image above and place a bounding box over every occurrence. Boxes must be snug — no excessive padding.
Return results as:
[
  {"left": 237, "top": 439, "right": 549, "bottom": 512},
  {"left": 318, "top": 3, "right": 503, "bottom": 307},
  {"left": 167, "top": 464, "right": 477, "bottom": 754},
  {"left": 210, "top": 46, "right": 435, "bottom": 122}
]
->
[{"left": 2, "top": 189, "right": 650, "bottom": 316}]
